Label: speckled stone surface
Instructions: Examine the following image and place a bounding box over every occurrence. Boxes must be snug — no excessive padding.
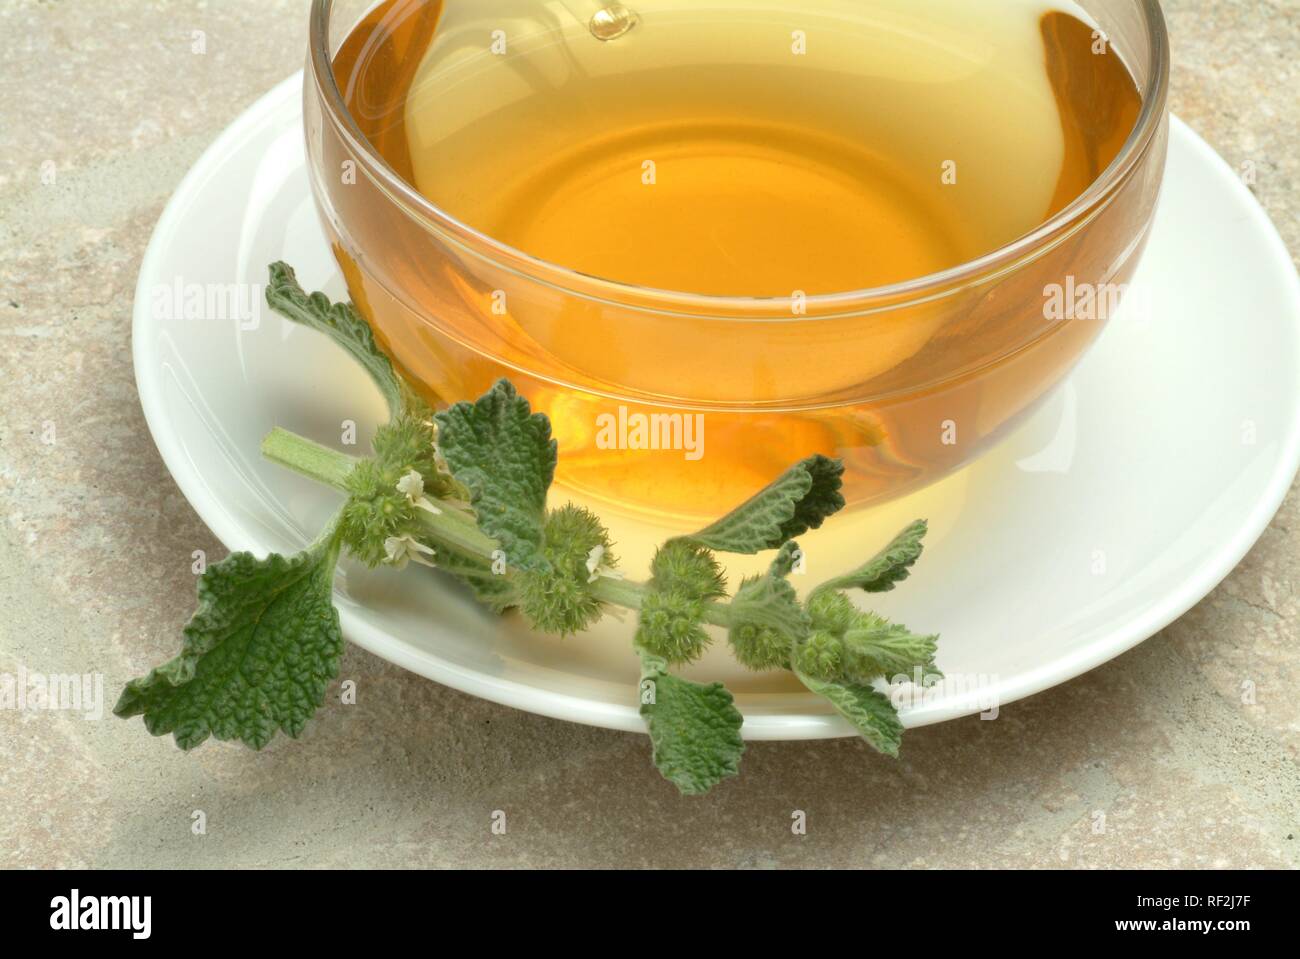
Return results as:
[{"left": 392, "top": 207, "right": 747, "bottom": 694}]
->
[{"left": 1, "top": 0, "right": 1296, "bottom": 869}]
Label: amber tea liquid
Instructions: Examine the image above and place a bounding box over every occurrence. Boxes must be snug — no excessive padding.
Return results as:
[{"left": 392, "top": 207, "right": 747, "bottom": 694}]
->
[{"left": 316, "top": 0, "right": 1148, "bottom": 567}]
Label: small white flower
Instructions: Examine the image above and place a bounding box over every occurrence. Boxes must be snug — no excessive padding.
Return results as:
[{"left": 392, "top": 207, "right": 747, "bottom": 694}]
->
[
  {"left": 584, "top": 544, "right": 604, "bottom": 582},
  {"left": 584, "top": 543, "right": 621, "bottom": 583},
  {"left": 383, "top": 534, "right": 436, "bottom": 570},
  {"left": 396, "top": 469, "right": 424, "bottom": 499},
  {"left": 396, "top": 469, "right": 442, "bottom": 515}
]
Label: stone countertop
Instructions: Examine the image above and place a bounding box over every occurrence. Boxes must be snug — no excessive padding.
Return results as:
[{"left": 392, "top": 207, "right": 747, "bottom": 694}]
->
[{"left": 1, "top": 0, "right": 1296, "bottom": 869}]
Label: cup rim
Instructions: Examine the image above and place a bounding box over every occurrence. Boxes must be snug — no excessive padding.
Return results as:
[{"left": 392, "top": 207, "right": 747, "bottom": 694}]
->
[{"left": 308, "top": 0, "right": 1170, "bottom": 318}]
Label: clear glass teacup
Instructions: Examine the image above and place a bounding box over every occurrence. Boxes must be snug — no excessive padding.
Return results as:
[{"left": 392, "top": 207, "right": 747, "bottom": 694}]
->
[{"left": 304, "top": 0, "right": 1170, "bottom": 530}]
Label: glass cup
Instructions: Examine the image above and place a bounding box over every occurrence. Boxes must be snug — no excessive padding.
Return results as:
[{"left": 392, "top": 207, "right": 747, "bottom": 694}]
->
[{"left": 304, "top": 0, "right": 1170, "bottom": 527}]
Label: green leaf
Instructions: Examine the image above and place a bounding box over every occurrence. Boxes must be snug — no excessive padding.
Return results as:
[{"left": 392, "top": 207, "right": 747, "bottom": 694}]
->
[
  {"left": 434, "top": 546, "right": 518, "bottom": 613},
  {"left": 768, "top": 540, "right": 804, "bottom": 578},
  {"left": 433, "top": 379, "right": 557, "bottom": 571},
  {"left": 811, "top": 519, "right": 928, "bottom": 597},
  {"left": 841, "top": 613, "right": 942, "bottom": 683},
  {"left": 265, "top": 262, "right": 410, "bottom": 416},
  {"left": 638, "top": 648, "right": 744, "bottom": 795},
  {"left": 678, "top": 454, "right": 844, "bottom": 554},
  {"left": 799, "top": 590, "right": 940, "bottom": 685},
  {"left": 114, "top": 526, "right": 345, "bottom": 750},
  {"left": 796, "top": 671, "right": 903, "bottom": 757},
  {"left": 727, "top": 572, "right": 810, "bottom": 671}
]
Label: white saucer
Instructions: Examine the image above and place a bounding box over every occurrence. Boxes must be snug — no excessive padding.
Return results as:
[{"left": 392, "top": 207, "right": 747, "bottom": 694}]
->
[{"left": 132, "top": 72, "right": 1300, "bottom": 740}]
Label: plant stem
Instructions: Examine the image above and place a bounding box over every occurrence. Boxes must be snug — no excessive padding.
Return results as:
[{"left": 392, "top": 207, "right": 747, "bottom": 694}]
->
[
  {"left": 262, "top": 427, "right": 358, "bottom": 490},
  {"left": 260, "top": 426, "right": 733, "bottom": 627}
]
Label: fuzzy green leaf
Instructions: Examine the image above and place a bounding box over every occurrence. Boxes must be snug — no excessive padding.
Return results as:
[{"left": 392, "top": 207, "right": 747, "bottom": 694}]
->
[
  {"left": 433, "top": 379, "right": 557, "bottom": 571},
  {"left": 768, "top": 540, "right": 804, "bottom": 578},
  {"left": 435, "top": 546, "right": 518, "bottom": 613},
  {"left": 727, "top": 573, "right": 810, "bottom": 671},
  {"left": 799, "top": 590, "right": 940, "bottom": 685},
  {"left": 265, "top": 262, "right": 410, "bottom": 416},
  {"left": 812, "top": 519, "right": 928, "bottom": 597},
  {"left": 841, "top": 613, "right": 942, "bottom": 683},
  {"left": 679, "top": 455, "right": 845, "bottom": 554},
  {"left": 114, "top": 528, "right": 344, "bottom": 750},
  {"left": 796, "top": 671, "right": 903, "bottom": 757},
  {"left": 638, "top": 649, "right": 744, "bottom": 795}
]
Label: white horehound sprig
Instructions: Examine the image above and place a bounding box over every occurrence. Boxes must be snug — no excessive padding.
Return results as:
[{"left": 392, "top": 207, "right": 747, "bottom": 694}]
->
[{"left": 115, "top": 262, "right": 941, "bottom": 796}]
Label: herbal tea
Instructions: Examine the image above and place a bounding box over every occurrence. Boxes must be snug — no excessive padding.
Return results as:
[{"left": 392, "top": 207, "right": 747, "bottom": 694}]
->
[{"left": 315, "top": 0, "right": 1149, "bottom": 526}]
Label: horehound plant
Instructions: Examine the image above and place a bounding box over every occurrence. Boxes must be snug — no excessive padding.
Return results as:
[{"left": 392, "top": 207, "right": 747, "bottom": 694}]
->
[{"left": 116, "top": 263, "right": 941, "bottom": 795}]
